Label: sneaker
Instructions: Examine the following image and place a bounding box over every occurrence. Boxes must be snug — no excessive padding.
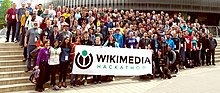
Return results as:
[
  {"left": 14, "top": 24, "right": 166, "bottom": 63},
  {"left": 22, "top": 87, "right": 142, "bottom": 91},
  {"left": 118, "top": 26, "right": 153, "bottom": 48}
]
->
[
  {"left": 112, "top": 77, "right": 115, "bottom": 81},
  {"left": 52, "top": 85, "right": 59, "bottom": 90},
  {"left": 98, "top": 81, "right": 102, "bottom": 84},
  {"left": 93, "top": 81, "right": 97, "bottom": 84},
  {"left": 183, "top": 66, "right": 186, "bottom": 70},
  {"left": 5, "top": 40, "right": 9, "bottom": 43},
  {"left": 84, "top": 80, "right": 87, "bottom": 85}
]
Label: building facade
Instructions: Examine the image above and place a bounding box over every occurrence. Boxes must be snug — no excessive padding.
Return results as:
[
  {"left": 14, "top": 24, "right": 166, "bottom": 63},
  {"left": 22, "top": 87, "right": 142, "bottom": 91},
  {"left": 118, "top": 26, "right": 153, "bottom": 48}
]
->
[{"left": 45, "top": 0, "right": 220, "bottom": 26}]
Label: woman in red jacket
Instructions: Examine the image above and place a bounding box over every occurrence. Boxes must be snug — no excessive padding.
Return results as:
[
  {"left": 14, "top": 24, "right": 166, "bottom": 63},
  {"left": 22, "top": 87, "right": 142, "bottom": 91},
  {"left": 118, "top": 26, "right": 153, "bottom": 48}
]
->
[{"left": 70, "top": 36, "right": 82, "bottom": 87}]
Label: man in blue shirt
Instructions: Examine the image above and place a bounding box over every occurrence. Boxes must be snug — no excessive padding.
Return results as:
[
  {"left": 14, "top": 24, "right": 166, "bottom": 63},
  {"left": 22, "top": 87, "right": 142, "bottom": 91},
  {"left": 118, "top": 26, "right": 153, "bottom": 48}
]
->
[
  {"left": 166, "top": 34, "right": 175, "bottom": 50},
  {"left": 114, "top": 28, "right": 123, "bottom": 48},
  {"left": 124, "top": 32, "right": 138, "bottom": 49}
]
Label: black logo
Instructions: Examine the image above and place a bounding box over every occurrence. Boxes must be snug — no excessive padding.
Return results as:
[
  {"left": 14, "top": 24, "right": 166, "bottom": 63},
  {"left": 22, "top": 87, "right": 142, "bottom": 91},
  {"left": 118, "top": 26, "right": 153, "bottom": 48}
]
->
[{"left": 75, "top": 50, "right": 93, "bottom": 69}]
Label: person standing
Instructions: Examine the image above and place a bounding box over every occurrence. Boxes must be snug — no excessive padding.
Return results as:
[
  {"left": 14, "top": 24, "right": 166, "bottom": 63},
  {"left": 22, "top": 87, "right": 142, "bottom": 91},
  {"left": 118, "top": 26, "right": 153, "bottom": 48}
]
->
[
  {"left": 58, "top": 37, "right": 72, "bottom": 88},
  {"left": 114, "top": 28, "right": 124, "bottom": 48},
  {"left": 138, "top": 32, "right": 151, "bottom": 49},
  {"left": 184, "top": 31, "right": 192, "bottom": 67},
  {"left": 37, "top": 4, "right": 44, "bottom": 16},
  {"left": 80, "top": 31, "right": 93, "bottom": 85},
  {"left": 48, "top": 40, "right": 61, "bottom": 90},
  {"left": 34, "top": 40, "right": 50, "bottom": 92},
  {"left": 24, "top": 22, "right": 42, "bottom": 72},
  {"left": 70, "top": 36, "right": 82, "bottom": 87},
  {"left": 5, "top": 3, "right": 17, "bottom": 42},
  {"left": 16, "top": 2, "right": 26, "bottom": 42},
  {"left": 201, "top": 33, "right": 209, "bottom": 66},
  {"left": 93, "top": 37, "right": 102, "bottom": 84},
  {"left": 179, "top": 32, "right": 187, "bottom": 69},
  {"left": 207, "top": 33, "right": 217, "bottom": 65},
  {"left": 124, "top": 32, "right": 138, "bottom": 49},
  {"left": 196, "top": 35, "right": 202, "bottom": 66}
]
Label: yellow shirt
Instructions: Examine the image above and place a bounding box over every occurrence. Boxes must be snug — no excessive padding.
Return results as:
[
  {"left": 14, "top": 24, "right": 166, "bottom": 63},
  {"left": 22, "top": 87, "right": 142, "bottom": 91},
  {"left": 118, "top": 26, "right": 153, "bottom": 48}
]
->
[
  {"left": 62, "top": 13, "right": 70, "bottom": 19},
  {"left": 20, "top": 15, "right": 30, "bottom": 26}
]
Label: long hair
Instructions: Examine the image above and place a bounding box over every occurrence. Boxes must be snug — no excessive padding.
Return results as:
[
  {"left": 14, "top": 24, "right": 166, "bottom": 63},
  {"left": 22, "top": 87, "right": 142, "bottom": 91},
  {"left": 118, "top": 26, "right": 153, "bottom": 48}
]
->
[
  {"left": 60, "top": 37, "right": 72, "bottom": 49},
  {"left": 52, "top": 39, "right": 60, "bottom": 48}
]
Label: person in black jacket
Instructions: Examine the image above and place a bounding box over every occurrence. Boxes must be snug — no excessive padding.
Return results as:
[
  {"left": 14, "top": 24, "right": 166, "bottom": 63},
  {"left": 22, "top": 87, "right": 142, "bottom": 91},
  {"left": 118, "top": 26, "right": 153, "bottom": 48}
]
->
[
  {"left": 201, "top": 33, "right": 210, "bottom": 66},
  {"left": 49, "top": 25, "right": 62, "bottom": 44},
  {"left": 80, "top": 31, "right": 93, "bottom": 85},
  {"left": 138, "top": 32, "right": 151, "bottom": 49},
  {"left": 207, "top": 33, "right": 217, "bottom": 65}
]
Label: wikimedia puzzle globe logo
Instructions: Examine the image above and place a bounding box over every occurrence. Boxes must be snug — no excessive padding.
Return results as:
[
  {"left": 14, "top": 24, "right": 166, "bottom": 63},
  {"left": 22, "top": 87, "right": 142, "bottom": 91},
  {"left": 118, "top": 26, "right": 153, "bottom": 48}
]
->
[{"left": 75, "top": 50, "right": 93, "bottom": 69}]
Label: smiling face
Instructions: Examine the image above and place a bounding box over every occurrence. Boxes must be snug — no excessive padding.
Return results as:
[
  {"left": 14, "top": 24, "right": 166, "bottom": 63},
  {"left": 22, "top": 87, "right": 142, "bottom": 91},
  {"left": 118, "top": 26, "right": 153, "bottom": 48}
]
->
[{"left": 54, "top": 40, "right": 59, "bottom": 48}]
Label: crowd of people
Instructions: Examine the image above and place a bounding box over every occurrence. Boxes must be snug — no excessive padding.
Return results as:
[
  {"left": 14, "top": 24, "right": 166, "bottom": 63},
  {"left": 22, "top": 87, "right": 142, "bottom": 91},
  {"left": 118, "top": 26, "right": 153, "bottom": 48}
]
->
[{"left": 5, "top": 2, "right": 217, "bottom": 92}]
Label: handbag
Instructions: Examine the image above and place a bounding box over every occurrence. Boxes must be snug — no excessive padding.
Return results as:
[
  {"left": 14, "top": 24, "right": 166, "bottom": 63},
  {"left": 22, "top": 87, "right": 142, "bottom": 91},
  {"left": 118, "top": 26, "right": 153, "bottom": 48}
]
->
[
  {"left": 29, "top": 69, "right": 40, "bottom": 84},
  {"left": 30, "top": 48, "right": 40, "bottom": 58}
]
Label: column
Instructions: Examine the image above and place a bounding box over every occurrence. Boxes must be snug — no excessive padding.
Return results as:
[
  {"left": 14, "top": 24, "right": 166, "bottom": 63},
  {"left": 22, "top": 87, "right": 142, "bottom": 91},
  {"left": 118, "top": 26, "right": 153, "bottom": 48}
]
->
[
  {"left": 70, "top": 0, "right": 72, "bottom": 8},
  {"left": 111, "top": 0, "right": 113, "bottom": 8},
  {"left": 107, "top": 0, "right": 109, "bottom": 8},
  {"left": 122, "top": 0, "right": 124, "bottom": 10},
  {"left": 73, "top": 0, "right": 75, "bottom": 8},
  {"left": 67, "top": 0, "right": 69, "bottom": 8},
  {"left": 100, "top": 0, "right": 102, "bottom": 8},
  {"left": 96, "top": 0, "right": 98, "bottom": 8},
  {"left": 103, "top": 0, "right": 105, "bottom": 8},
  {"left": 89, "top": 0, "right": 92, "bottom": 10}
]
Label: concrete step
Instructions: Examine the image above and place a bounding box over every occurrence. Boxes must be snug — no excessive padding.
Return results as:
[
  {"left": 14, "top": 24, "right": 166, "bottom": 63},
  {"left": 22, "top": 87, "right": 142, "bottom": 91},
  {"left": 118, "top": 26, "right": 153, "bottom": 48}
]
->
[
  {"left": 0, "top": 65, "right": 26, "bottom": 72},
  {"left": 0, "top": 77, "right": 29, "bottom": 86},
  {"left": 0, "top": 60, "right": 25, "bottom": 66},
  {"left": 0, "top": 51, "right": 23, "bottom": 56},
  {"left": 215, "top": 49, "right": 220, "bottom": 52},
  {"left": 0, "top": 83, "right": 35, "bottom": 93},
  {"left": 0, "top": 79, "right": 72, "bottom": 93},
  {"left": 0, "top": 43, "right": 20, "bottom": 47},
  {"left": 0, "top": 47, "right": 23, "bottom": 51},
  {"left": 0, "top": 55, "right": 23, "bottom": 60},
  {"left": 0, "top": 71, "right": 30, "bottom": 78}
]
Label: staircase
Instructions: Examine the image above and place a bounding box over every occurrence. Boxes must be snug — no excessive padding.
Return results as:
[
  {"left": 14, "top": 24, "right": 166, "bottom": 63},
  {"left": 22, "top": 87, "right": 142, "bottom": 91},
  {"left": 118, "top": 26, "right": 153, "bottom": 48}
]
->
[
  {"left": 0, "top": 43, "right": 35, "bottom": 93},
  {"left": 0, "top": 38, "right": 220, "bottom": 92}
]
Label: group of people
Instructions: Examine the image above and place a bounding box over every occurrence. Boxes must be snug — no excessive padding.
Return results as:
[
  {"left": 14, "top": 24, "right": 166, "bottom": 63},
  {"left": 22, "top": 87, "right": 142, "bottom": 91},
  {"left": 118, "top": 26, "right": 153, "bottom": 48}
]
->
[{"left": 5, "top": 2, "right": 217, "bottom": 92}]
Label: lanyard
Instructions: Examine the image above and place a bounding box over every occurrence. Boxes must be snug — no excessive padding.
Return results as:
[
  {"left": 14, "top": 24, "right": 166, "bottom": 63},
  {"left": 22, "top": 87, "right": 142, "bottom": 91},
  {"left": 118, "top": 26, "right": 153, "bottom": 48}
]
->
[
  {"left": 35, "top": 29, "right": 39, "bottom": 35},
  {"left": 54, "top": 48, "right": 58, "bottom": 55}
]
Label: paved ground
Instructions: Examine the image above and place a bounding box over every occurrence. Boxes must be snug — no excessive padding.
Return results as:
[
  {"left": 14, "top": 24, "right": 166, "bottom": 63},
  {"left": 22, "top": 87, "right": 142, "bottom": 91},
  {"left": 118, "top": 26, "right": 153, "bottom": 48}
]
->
[{"left": 9, "top": 63, "right": 220, "bottom": 93}]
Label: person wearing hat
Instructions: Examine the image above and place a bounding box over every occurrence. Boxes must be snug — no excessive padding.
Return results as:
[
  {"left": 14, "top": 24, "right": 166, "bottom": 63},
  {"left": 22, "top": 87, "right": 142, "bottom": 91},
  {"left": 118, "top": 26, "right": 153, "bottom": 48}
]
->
[
  {"left": 114, "top": 28, "right": 123, "bottom": 48},
  {"left": 24, "top": 21, "right": 42, "bottom": 72},
  {"left": 60, "top": 22, "right": 72, "bottom": 42}
]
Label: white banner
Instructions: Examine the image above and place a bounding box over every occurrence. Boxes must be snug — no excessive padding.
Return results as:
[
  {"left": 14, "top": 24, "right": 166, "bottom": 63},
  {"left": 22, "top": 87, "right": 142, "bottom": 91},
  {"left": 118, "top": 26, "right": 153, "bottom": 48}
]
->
[{"left": 72, "top": 45, "right": 152, "bottom": 76}]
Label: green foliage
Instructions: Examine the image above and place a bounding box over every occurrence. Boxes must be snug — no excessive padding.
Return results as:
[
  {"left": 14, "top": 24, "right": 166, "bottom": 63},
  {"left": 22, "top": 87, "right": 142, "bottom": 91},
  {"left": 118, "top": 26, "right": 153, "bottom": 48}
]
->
[{"left": 0, "top": 0, "right": 12, "bottom": 25}]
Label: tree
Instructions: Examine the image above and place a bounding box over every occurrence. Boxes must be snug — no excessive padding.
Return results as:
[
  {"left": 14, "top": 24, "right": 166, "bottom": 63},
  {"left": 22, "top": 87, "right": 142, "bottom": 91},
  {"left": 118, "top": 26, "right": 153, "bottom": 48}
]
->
[{"left": 0, "top": 0, "right": 12, "bottom": 26}]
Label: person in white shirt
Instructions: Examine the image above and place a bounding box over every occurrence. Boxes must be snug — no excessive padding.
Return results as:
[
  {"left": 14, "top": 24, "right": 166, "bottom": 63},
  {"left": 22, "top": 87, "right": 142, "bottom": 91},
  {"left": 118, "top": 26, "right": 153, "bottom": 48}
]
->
[
  {"left": 48, "top": 39, "right": 61, "bottom": 90},
  {"left": 49, "top": 3, "right": 56, "bottom": 18},
  {"left": 25, "top": 9, "right": 42, "bottom": 30}
]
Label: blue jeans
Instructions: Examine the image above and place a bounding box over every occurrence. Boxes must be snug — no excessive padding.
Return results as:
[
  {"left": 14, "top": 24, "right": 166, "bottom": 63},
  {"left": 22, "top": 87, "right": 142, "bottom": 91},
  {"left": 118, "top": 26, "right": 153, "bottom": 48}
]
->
[
  {"left": 15, "top": 22, "right": 21, "bottom": 41},
  {"left": 26, "top": 45, "right": 36, "bottom": 69}
]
